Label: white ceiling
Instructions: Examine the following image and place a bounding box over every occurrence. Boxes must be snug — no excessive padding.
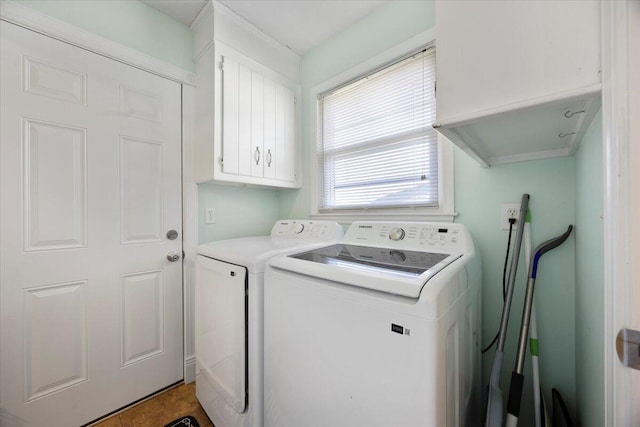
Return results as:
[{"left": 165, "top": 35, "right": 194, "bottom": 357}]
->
[{"left": 142, "top": 0, "right": 388, "bottom": 56}]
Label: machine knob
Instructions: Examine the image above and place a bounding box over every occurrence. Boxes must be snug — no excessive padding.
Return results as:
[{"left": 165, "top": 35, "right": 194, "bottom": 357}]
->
[
  {"left": 292, "top": 223, "right": 305, "bottom": 234},
  {"left": 389, "top": 250, "right": 407, "bottom": 262},
  {"left": 388, "top": 227, "right": 405, "bottom": 241}
]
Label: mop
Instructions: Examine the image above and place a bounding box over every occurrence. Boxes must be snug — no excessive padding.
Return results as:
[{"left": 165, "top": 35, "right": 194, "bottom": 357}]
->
[
  {"left": 484, "top": 194, "right": 529, "bottom": 427},
  {"left": 505, "top": 225, "right": 573, "bottom": 427}
]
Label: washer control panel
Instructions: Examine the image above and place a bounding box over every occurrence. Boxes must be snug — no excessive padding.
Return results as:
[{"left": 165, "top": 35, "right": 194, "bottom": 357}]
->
[
  {"left": 344, "top": 221, "right": 466, "bottom": 251},
  {"left": 271, "top": 220, "right": 344, "bottom": 241}
]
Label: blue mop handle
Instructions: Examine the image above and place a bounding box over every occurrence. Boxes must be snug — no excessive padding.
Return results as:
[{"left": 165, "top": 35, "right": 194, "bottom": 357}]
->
[
  {"left": 506, "top": 225, "right": 574, "bottom": 426},
  {"left": 529, "top": 225, "right": 574, "bottom": 279}
]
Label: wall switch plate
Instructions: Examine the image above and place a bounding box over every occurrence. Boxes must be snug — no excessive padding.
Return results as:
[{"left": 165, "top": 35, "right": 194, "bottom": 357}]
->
[
  {"left": 501, "top": 202, "right": 521, "bottom": 230},
  {"left": 205, "top": 207, "right": 216, "bottom": 224}
]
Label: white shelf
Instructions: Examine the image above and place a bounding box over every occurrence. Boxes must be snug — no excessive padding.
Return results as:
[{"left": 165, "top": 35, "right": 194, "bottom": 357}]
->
[{"left": 434, "top": 84, "right": 601, "bottom": 167}]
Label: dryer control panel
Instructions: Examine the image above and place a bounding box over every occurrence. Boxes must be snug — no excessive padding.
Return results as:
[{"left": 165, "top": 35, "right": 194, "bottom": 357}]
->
[
  {"left": 271, "top": 220, "right": 344, "bottom": 241},
  {"left": 344, "top": 221, "right": 469, "bottom": 252}
]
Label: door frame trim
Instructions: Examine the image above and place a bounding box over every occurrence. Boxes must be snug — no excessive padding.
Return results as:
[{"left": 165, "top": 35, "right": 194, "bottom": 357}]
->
[
  {"left": 602, "top": 0, "right": 634, "bottom": 425},
  {"left": 182, "top": 85, "right": 198, "bottom": 383},
  {"left": 0, "top": 1, "right": 196, "bottom": 86}
]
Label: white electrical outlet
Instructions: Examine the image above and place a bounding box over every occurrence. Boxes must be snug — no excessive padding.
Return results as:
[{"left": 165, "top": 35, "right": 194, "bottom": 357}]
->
[
  {"left": 205, "top": 207, "right": 216, "bottom": 224},
  {"left": 501, "top": 202, "right": 521, "bottom": 230}
]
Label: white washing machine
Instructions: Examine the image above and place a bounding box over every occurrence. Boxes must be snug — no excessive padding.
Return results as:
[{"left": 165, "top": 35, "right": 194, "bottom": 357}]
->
[
  {"left": 195, "top": 220, "right": 344, "bottom": 427},
  {"left": 264, "top": 221, "right": 482, "bottom": 427}
]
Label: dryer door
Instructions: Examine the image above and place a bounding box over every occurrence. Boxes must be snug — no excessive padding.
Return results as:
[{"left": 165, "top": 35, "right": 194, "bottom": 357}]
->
[{"left": 195, "top": 255, "right": 247, "bottom": 413}]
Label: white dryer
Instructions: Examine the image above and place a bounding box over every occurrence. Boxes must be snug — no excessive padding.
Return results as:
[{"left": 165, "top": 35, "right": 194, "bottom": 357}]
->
[
  {"left": 264, "top": 221, "right": 482, "bottom": 427},
  {"left": 195, "top": 220, "right": 343, "bottom": 427}
]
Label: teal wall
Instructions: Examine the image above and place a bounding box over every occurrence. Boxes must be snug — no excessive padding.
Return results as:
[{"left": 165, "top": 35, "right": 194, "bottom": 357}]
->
[
  {"left": 198, "top": 184, "right": 280, "bottom": 243},
  {"left": 455, "top": 151, "right": 577, "bottom": 424},
  {"left": 17, "top": 0, "right": 194, "bottom": 71},
  {"left": 574, "top": 110, "right": 604, "bottom": 426}
]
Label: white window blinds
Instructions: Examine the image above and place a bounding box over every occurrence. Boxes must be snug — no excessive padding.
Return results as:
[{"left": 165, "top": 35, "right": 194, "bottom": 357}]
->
[{"left": 317, "top": 46, "right": 437, "bottom": 211}]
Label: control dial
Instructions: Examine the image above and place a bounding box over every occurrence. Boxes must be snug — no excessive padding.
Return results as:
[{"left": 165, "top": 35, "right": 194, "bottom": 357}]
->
[
  {"left": 389, "top": 250, "right": 407, "bottom": 262},
  {"left": 388, "top": 227, "right": 406, "bottom": 241},
  {"left": 292, "top": 223, "right": 305, "bottom": 234}
]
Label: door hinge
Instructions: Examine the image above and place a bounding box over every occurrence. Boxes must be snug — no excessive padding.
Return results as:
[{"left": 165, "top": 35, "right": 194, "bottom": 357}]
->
[
  {"left": 219, "top": 157, "right": 224, "bottom": 167},
  {"left": 219, "top": 61, "right": 224, "bottom": 71}
]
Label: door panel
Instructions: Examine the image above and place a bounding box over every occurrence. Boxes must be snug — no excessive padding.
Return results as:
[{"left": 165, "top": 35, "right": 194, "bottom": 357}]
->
[
  {"left": 0, "top": 22, "right": 183, "bottom": 427},
  {"left": 23, "top": 55, "right": 88, "bottom": 105},
  {"left": 251, "top": 71, "right": 265, "bottom": 178},
  {"left": 121, "top": 270, "right": 165, "bottom": 366},
  {"left": 24, "top": 281, "right": 88, "bottom": 402},
  {"left": 120, "top": 136, "right": 164, "bottom": 244},
  {"left": 263, "top": 77, "right": 277, "bottom": 179},
  {"left": 221, "top": 56, "right": 240, "bottom": 175},
  {"left": 238, "top": 64, "right": 252, "bottom": 176},
  {"left": 275, "top": 84, "right": 295, "bottom": 182},
  {"left": 23, "top": 119, "right": 87, "bottom": 251}
]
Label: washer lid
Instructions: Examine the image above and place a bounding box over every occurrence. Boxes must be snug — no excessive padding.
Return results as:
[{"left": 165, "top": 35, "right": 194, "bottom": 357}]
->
[
  {"left": 196, "top": 220, "right": 344, "bottom": 273},
  {"left": 291, "top": 244, "right": 449, "bottom": 278},
  {"left": 270, "top": 244, "right": 462, "bottom": 298}
]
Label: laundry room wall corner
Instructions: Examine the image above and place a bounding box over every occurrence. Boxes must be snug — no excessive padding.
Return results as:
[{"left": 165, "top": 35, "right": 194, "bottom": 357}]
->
[
  {"left": 574, "top": 109, "right": 604, "bottom": 427},
  {"left": 455, "top": 151, "right": 578, "bottom": 425}
]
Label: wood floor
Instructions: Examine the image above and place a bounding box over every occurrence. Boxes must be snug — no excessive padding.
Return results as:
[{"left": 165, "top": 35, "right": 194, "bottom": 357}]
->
[{"left": 91, "top": 382, "right": 213, "bottom": 427}]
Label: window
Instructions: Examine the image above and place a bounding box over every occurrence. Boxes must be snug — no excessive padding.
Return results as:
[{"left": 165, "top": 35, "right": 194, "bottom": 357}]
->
[{"left": 315, "top": 45, "right": 442, "bottom": 214}]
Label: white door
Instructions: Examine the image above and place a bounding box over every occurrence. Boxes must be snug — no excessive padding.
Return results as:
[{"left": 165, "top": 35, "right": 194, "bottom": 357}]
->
[
  {"left": 604, "top": 1, "right": 640, "bottom": 425},
  {"left": 614, "top": 1, "right": 640, "bottom": 424},
  {"left": 0, "top": 22, "right": 183, "bottom": 427}
]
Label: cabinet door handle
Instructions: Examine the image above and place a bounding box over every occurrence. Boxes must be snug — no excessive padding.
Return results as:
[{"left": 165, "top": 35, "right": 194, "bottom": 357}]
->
[
  {"left": 267, "top": 149, "right": 272, "bottom": 167},
  {"left": 255, "top": 146, "right": 261, "bottom": 165}
]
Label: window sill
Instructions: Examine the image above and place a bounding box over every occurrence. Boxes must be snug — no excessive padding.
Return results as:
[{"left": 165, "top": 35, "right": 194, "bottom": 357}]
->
[{"left": 309, "top": 211, "right": 458, "bottom": 225}]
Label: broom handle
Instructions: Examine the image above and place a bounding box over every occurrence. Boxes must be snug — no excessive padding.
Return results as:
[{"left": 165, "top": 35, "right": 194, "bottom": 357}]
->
[{"left": 524, "top": 219, "right": 543, "bottom": 427}]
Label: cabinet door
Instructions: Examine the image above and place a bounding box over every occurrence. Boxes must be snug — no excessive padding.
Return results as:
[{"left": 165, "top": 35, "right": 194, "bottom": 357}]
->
[
  {"left": 436, "top": 0, "right": 600, "bottom": 120},
  {"left": 275, "top": 84, "right": 296, "bottom": 182},
  {"left": 238, "top": 65, "right": 252, "bottom": 176},
  {"left": 251, "top": 71, "right": 264, "bottom": 178},
  {"left": 219, "top": 50, "right": 298, "bottom": 186},
  {"left": 263, "top": 77, "right": 276, "bottom": 179},
  {"left": 221, "top": 56, "right": 240, "bottom": 175}
]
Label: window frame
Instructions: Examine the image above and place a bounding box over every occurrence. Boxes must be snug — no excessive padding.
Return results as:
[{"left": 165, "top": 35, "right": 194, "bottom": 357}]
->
[{"left": 309, "top": 29, "right": 455, "bottom": 223}]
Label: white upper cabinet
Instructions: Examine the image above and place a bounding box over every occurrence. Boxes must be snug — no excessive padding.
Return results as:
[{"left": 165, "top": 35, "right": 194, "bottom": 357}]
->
[
  {"left": 434, "top": 0, "right": 601, "bottom": 166},
  {"left": 192, "top": 2, "right": 301, "bottom": 188},
  {"left": 217, "top": 46, "right": 297, "bottom": 185}
]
